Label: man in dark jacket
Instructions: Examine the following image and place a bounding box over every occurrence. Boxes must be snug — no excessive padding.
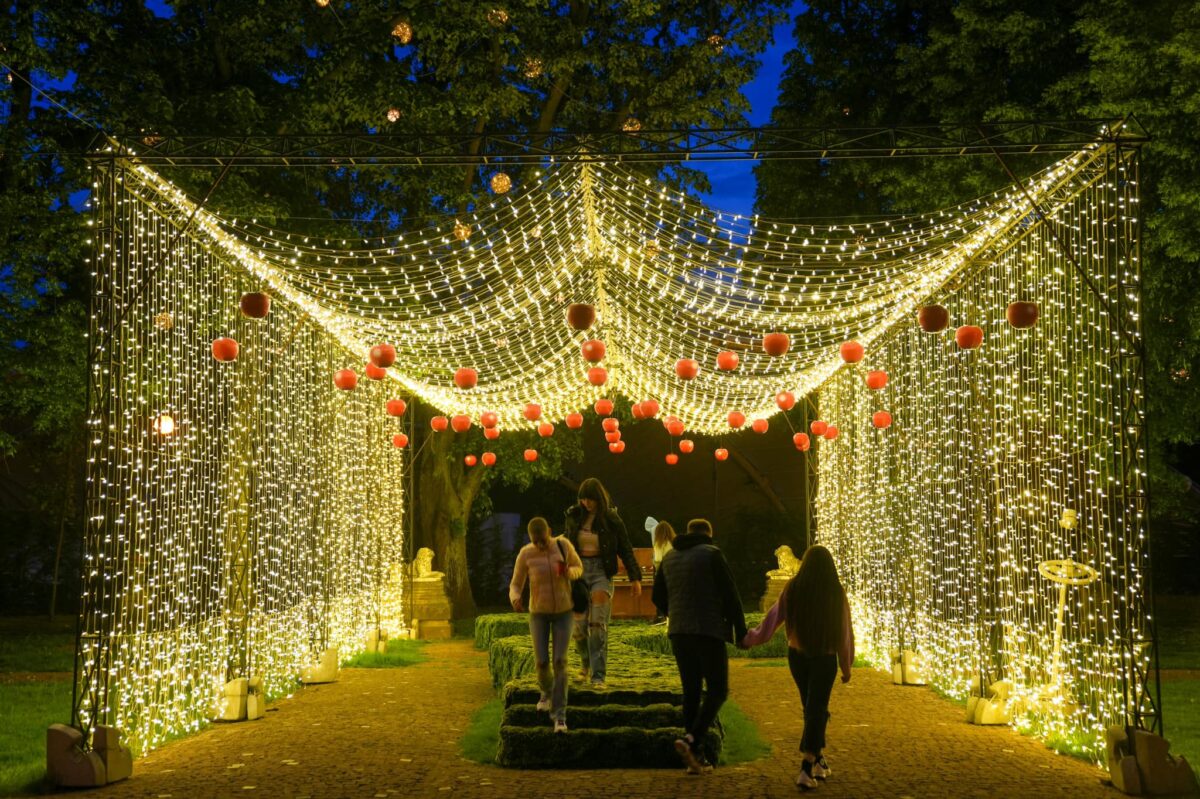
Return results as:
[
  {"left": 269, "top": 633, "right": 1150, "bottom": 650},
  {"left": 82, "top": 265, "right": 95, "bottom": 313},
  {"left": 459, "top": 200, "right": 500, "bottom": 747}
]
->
[{"left": 652, "top": 518, "right": 747, "bottom": 774}]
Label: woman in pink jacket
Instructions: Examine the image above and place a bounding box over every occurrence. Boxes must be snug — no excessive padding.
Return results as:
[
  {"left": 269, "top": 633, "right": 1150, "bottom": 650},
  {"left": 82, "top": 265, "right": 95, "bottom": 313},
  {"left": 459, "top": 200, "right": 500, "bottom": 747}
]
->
[
  {"left": 510, "top": 516, "right": 583, "bottom": 732},
  {"left": 740, "top": 545, "right": 854, "bottom": 790}
]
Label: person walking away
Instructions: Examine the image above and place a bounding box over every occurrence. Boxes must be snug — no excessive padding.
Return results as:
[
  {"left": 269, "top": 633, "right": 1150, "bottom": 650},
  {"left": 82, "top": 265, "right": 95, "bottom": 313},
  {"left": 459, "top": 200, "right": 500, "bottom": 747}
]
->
[
  {"left": 563, "top": 478, "right": 643, "bottom": 689},
  {"left": 652, "top": 518, "right": 747, "bottom": 774},
  {"left": 509, "top": 516, "right": 583, "bottom": 733},
  {"left": 740, "top": 544, "right": 854, "bottom": 789},
  {"left": 650, "top": 520, "right": 676, "bottom": 624}
]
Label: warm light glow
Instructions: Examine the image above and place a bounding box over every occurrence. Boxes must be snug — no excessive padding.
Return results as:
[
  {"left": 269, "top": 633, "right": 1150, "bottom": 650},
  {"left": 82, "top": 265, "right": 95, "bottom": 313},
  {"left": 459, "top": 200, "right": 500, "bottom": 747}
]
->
[{"left": 152, "top": 412, "right": 175, "bottom": 436}]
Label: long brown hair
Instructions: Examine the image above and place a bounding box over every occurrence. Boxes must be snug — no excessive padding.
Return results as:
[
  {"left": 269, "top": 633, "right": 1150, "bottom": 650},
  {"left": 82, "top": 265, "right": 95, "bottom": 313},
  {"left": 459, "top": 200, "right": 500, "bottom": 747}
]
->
[
  {"left": 577, "top": 477, "right": 613, "bottom": 523},
  {"left": 653, "top": 521, "right": 676, "bottom": 548},
  {"left": 784, "top": 545, "right": 846, "bottom": 654}
]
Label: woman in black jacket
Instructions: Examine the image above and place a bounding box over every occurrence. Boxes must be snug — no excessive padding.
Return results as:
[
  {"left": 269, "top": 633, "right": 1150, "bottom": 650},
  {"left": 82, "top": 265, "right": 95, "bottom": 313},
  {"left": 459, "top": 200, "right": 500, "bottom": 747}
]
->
[{"left": 563, "top": 477, "right": 643, "bottom": 689}]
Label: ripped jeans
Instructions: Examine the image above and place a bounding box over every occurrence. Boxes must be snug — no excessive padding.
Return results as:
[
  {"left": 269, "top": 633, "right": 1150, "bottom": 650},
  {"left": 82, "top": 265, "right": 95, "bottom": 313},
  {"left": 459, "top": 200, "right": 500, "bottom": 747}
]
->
[{"left": 572, "top": 556, "right": 613, "bottom": 683}]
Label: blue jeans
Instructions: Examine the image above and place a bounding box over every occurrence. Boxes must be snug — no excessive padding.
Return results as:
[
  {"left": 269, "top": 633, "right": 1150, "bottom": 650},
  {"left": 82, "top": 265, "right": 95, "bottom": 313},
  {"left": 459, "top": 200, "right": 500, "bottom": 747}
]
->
[
  {"left": 529, "top": 610, "right": 573, "bottom": 721},
  {"left": 572, "top": 556, "right": 613, "bottom": 683}
]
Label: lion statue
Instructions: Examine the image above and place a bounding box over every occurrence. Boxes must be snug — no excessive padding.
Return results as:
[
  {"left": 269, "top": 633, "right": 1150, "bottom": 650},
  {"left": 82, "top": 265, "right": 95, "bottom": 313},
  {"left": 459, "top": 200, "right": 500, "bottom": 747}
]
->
[
  {"left": 407, "top": 547, "right": 444, "bottom": 580},
  {"left": 766, "top": 545, "right": 802, "bottom": 578}
]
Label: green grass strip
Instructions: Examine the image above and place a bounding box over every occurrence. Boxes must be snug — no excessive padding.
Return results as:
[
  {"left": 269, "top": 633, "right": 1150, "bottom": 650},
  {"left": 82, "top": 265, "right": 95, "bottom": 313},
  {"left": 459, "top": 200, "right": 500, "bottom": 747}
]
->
[
  {"left": 342, "top": 639, "right": 427, "bottom": 668},
  {"left": 0, "top": 681, "right": 72, "bottom": 796}
]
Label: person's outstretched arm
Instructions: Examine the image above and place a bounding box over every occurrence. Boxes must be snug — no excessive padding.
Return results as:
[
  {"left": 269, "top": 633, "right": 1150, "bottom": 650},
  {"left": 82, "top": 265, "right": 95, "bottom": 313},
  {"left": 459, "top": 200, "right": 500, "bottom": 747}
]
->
[
  {"left": 561, "top": 536, "right": 583, "bottom": 580},
  {"left": 508, "top": 549, "right": 528, "bottom": 612},
  {"left": 612, "top": 515, "right": 643, "bottom": 585},
  {"left": 839, "top": 594, "right": 855, "bottom": 682},
  {"left": 742, "top": 592, "right": 787, "bottom": 648},
  {"left": 712, "top": 549, "right": 747, "bottom": 642}
]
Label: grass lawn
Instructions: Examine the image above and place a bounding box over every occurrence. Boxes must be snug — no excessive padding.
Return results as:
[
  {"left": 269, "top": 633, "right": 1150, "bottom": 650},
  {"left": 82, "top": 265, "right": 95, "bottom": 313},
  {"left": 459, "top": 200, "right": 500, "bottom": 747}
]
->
[
  {"left": 341, "top": 639, "right": 427, "bottom": 668},
  {"left": 0, "top": 681, "right": 72, "bottom": 796},
  {"left": 1161, "top": 680, "right": 1200, "bottom": 774}
]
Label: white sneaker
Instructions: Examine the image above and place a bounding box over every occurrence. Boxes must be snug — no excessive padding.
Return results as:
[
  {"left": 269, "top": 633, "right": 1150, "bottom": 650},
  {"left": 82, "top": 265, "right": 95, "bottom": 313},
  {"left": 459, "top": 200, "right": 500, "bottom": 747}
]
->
[
  {"left": 536, "top": 696, "right": 551, "bottom": 712},
  {"left": 813, "top": 756, "right": 831, "bottom": 779},
  {"left": 795, "top": 770, "right": 819, "bottom": 789},
  {"left": 553, "top": 719, "right": 568, "bottom": 734}
]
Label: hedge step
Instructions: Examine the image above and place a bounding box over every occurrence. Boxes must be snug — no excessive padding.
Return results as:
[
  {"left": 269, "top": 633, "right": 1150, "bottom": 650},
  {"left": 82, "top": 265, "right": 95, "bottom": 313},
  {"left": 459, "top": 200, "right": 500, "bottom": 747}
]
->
[
  {"left": 503, "top": 702, "right": 682, "bottom": 730},
  {"left": 496, "top": 725, "right": 722, "bottom": 769},
  {"left": 503, "top": 682, "right": 681, "bottom": 708}
]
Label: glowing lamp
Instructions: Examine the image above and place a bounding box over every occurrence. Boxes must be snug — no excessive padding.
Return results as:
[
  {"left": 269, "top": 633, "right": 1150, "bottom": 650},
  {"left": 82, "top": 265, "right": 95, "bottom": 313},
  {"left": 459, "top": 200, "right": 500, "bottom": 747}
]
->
[
  {"left": 523, "top": 403, "right": 542, "bottom": 421},
  {"left": 602, "top": 418, "right": 620, "bottom": 433},
  {"left": 587, "top": 367, "right": 608, "bottom": 386},
  {"left": 482, "top": 452, "right": 497, "bottom": 466},
  {"left": 775, "top": 391, "right": 796, "bottom": 411},
  {"left": 763, "top": 332, "right": 790, "bottom": 357},
  {"left": 1007, "top": 301, "right": 1039, "bottom": 329},
  {"left": 594, "top": 398, "right": 613, "bottom": 416},
  {"left": 872, "top": 411, "right": 893, "bottom": 429},
  {"left": 714, "top": 448, "right": 729, "bottom": 461},
  {"left": 675, "top": 359, "right": 699, "bottom": 380},
  {"left": 152, "top": 413, "right": 175, "bottom": 436},
  {"left": 609, "top": 441, "right": 625, "bottom": 453},
  {"left": 480, "top": 411, "right": 499, "bottom": 428},
  {"left": 793, "top": 432, "right": 810, "bottom": 451},
  {"left": 840, "top": 340, "right": 864, "bottom": 363},
  {"left": 454, "top": 367, "right": 478, "bottom": 390},
  {"left": 538, "top": 422, "right": 555, "bottom": 437},
  {"left": 567, "top": 304, "right": 595, "bottom": 331},
  {"left": 716, "top": 350, "right": 740, "bottom": 371},
  {"left": 566, "top": 412, "right": 584, "bottom": 429},
  {"left": 918, "top": 304, "right": 950, "bottom": 332},
  {"left": 751, "top": 419, "right": 769, "bottom": 434},
  {"left": 727, "top": 411, "right": 746, "bottom": 429},
  {"left": 365, "top": 362, "right": 387, "bottom": 380},
  {"left": 605, "top": 431, "right": 621, "bottom": 443},
  {"left": 824, "top": 425, "right": 839, "bottom": 440},
  {"left": 866, "top": 371, "right": 888, "bottom": 390},
  {"left": 333, "top": 368, "right": 357, "bottom": 390},
  {"left": 386, "top": 399, "right": 408, "bottom": 417},
  {"left": 211, "top": 337, "right": 239, "bottom": 362},
  {"left": 955, "top": 325, "right": 984, "bottom": 349},
  {"left": 392, "top": 433, "right": 409, "bottom": 448},
  {"left": 369, "top": 344, "right": 396, "bottom": 368},
  {"left": 430, "top": 416, "right": 449, "bottom": 432},
  {"left": 665, "top": 454, "right": 679, "bottom": 465},
  {"left": 523, "top": 449, "right": 538, "bottom": 462},
  {"left": 239, "top": 292, "right": 271, "bottom": 319},
  {"left": 810, "top": 420, "right": 828, "bottom": 436},
  {"left": 667, "top": 419, "right": 685, "bottom": 436},
  {"left": 451, "top": 415, "right": 472, "bottom": 433},
  {"left": 581, "top": 339, "right": 606, "bottom": 363},
  {"left": 464, "top": 455, "right": 477, "bottom": 467},
  {"left": 679, "top": 439, "right": 694, "bottom": 454},
  {"left": 484, "top": 427, "right": 500, "bottom": 440},
  {"left": 641, "top": 400, "right": 660, "bottom": 419}
]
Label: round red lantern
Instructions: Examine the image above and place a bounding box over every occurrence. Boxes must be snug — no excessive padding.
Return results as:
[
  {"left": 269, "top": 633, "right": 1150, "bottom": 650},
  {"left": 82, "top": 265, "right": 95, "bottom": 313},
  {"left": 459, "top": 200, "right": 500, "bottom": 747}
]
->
[
  {"left": 840, "top": 340, "right": 864, "bottom": 364},
  {"left": 775, "top": 391, "right": 796, "bottom": 411},
  {"left": 369, "top": 343, "right": 396, "bottom": 368},
  {"left": 482, "top": 452, "right": 497, "bottom": 466},
  {"left": 667, "top": 419, "right": 685, "bottom": 437},
  {"left": 594, "top": 398, "right": 614, "bottom": 416},
  {"left": 763, "top": 332, "right": 790, "bottom": 357},
  {"left": 602, "top": 418, "right": 620, "bottom": 433},
  {"left": 665, "top": 454, "right": 679, "bottom": 465},
  {"left": 523, "top": 449, "right": 538, "bottom": 462},
  {"left": 464, "top": 455, "right": 477, "bottom": 467},
  {"left": 365, "top": 362, "right": 387, "bottom": 380},
  {"left": 810, "top": 420, "right": 828, "bottom": 436},
  {"left": 717, "top": 350, "right": 740, "bottom": 371},
  {"left": 567, "top": 303, "right": 595, "bottom": 331},
  {"left": 523, "top": 403, "right": 542, "bottom": 421},
  {"left": 239, "top": 292, "right": 271, "bottom": 319},
  {"left": 538, "top": 422, "right": 555, "bottom": 438},
  {"left": 675, "top": 359, "right": 699, "bottom": 380},
  {"left": 212, "top": 337, "right": 240, "bottom": 362},
  {"left": 865, "top": 371, "right": 888, "bottom": 390},
  {"left": 609, "top": 441, "right": 626, "bottom": 454},
  {"left": 727, "top": 411, "right": 746, "bottom": 429},
  {"left": 714, "top": 448, "right": 729, "bottom": 461},
  {"left": 605, "top": 431, "right": 621, "bottom": 443},
  {"left": 451, "top": 415, "right": 472, "bottom": 433},
  {"left": 392, "top": 433, "right": 409, "bottom": 448},
  {"left": 484, "top": 427, "right": 500, "bottom": 440},
  {"left": 587, "top": 367, "right": 608, "bottom": 386},
  {"left": 430, "top": 416, "right": 449, "bottom": 432},
  {"left": 566, "top": 412, "right": 584, "bottom": 429},
  {"left": 641, "top": 400, "right": 660, "bottom": 419},
  {"left": 581, "top": 339, "right": 606, "bottom": 363},
  {"left": 679, "top": 439, "right": 695, "bottom": 454},
  {"left": 918, "top": 304, "right": 950, "bottom": 333},
  {"left": 386, "top": 399, "right": 408, "bottom": 417},
  {"left": 824, "top": 425, "right": 839, "bottom": 440},
  {"left": 1007, "top": 301, "right": 1039, "bottom": 329},
  {"left": 333, "top": 368, "right": 357, "bottom": 390},
  {"left": 751, "top": 418, "right": 769, "bottom": 434},
  {"left": 793, "top": 432, "right": 810, "bottom": 451},
  {"left": 480, "top": 411, "right": 499, "bottom": 428},
  {"left": 955, "top": 325, "right": 984, "bottom": 349},
  {"left": 454, "top": 367, "right": 478, "bottom": 390},
  {"left": 872, "top": 411, "right": 893, "bottom": 429},
  {"left": 631, "top": 402, "right": 645, "bottom": 420}
]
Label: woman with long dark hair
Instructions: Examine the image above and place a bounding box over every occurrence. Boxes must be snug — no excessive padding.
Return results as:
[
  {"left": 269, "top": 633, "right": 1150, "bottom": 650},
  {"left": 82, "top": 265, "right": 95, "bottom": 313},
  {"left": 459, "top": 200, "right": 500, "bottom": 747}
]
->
[
  {"left": 563, "top": 477, "right": 643, "bottom": 689},
  {"left": 740, "top": 545, "right": 854, "bottom": 790}
]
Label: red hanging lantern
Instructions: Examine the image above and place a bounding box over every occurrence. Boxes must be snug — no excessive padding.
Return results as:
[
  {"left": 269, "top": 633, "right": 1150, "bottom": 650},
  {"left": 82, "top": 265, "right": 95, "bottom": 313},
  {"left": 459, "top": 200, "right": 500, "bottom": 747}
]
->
[
  {"left": 454, "top": 367, "right": 478, "bottom": 390},
  {"left": 824, "top": 425, "right": 839, "bottom": 440},
  {"left": 872, "top": 411, "right": 893, "bottom": 429},
  {"left": 523, "top": 403, "right": 542, "bottom": 421},
  {"left": 482, "top": 451, "right": 497, "bottom": 466},
  {"left": 211, "top": 337, "right": 240, "bottom": 362},
  {"left": 679, "top": 439, "right": 695, "bottom": 454},
  {"left": 763, "top": 332, "right": 790, "bottom": 357},
  {"left": 716, "top": 350, "right": 740, "bottom": 371},
  {"left": 365, "top": 362, "right": 388, "bottom": 380},
  {"left": 675, "top": 358, "right": 699, "bottom": 380},
  {"left": 793, "top": 432, "right": 810, "bottom": 451},
  {"left": 775, "top": 391, "right": 796, "bottom": 411},
  {"left": 566, "top": 412, "right": 584, "bottom": 429},
  {"left": 631, "top": 402, "right": 645, "bottom": 420},
  {"left": 667, "top": 419, "right": 685, "bottom": 437},
  {"left": 918, "top": 304, "right": 950, "bottom": 333},
  {"left": 480, "top": 411, "right": 499, "bottom": 428},
  {"left": 605, "top": 430, "right": 622, "bottom": 443},
  {"left": 581, "top": 339, "right": 606, "bottom": 363},
  {"left": 602, "top": 418, "right": 620, "bottom": 433},
  {"left": 567, "top": 303, "right": 595, "bottom": 331},
  {"left": 369, "top": 343, "right": 396, "bottom": 368},
  {"left": 661, "top": 415, "right": 678, "bottom": 431},
  {"left": 387, "top": 398, "right": 408, "bottom": 416},
  {"left": 392, "top": 433, "right": 409, "bottom": 448},
  {"left": 955, "top": 325, "right": 984, "bottom": 349},
  {"left": 665, "top": 453, "right": 679, "bottom": 465},
  {"left": 594, "top": 398, "right": 614, "bottom": 416},
  {"left": 538, "top": 422, "right": 555, "bottom": 437},
  {"left": 523, "top": 449, "right": 538, "bottom": 462},
  {"left": 239, "top": 292, "right": 271, "bottom": 319},
  {"left": 751, "top": 418, "right": 769, "bottom": 434},
  {"left": 609, "top": 441, "right": 626, "bottom": 454},
  {"left": 840, "top": 340, "right": 864, "bottom": 364},
  {"left": 641, "top": 399, "right": 660, "bottom": 419},
  {"left": 714, "top": 448, "right": 729, "bottom": 461},
  {"left": 866, "top": 371, "right": 888, "bottom": 390},
  {"left": 1006, "top": 301, "right": 1039, "bottom": 329},
  {"left": 464, "top": 454, "right": 478, "bottom": 467},
  {"left": 430, "top": 416, "right": 449, "bottom": 432},
  {"left": 451, "top": 415, "right": 472, "bottom": 433},
  {"left": 587, "top": 367, "right": 608, "bottom": 386},
  {"left": 727, "top": 411, "right": 746, "bottom": 429},
  {"left": 484, "top": 427, "right": 500, "bottom": 440},
  {"left": 810, "top": 420, "right": 828, "bottom": 436},
  {"left": 333, "top": 368, "right": 357, "bottom": 390}
]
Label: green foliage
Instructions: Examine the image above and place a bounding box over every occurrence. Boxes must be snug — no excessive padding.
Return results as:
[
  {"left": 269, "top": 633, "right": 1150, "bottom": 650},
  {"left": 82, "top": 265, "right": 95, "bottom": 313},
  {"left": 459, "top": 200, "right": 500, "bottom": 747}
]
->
[
  {"left": 502, "top": 702, "right": 683, "bottom": 729},
  {"left": 341, "top": 638, "right": 427, "bottom": 668},
  {"left": 715, "top": 700, "right": 772, "bottom": 765},
  {"left": 1157, "top": 595, "right": 1200, "bottom": 669},
  {"left": 0, "top": 682, "right": 69, "bottom": 796},
  {"left": 1161, "top": 679, "right": 1200, "bottom": 777},
  {"left": 0, "top": 622, "right": 76, "bottom": 673},
  {"left": 459, "top": 698, "right": 505, "bottom": 765},
  {"left": 496, "top": 725, "right": 722, "bottom": 769},
  {"left": 475, "top": 613, "right": 531, "bottom": 650}
]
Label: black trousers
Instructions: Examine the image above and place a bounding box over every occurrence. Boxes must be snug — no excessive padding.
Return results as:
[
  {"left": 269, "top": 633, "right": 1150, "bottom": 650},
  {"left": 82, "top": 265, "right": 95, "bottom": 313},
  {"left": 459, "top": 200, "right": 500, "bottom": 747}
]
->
[
  {"left": 787, "top": 649, "right": 838, "bottom": 756},
  {"left": 669, "top": 634, "right": 729, "bottom": 750}
]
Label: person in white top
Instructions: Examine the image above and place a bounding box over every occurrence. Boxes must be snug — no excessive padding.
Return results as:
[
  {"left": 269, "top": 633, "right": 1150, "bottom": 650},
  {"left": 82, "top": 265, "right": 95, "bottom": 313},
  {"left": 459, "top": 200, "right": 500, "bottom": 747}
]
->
[{"left": 510, "top": 516, "right": 583, "bottom": 732}]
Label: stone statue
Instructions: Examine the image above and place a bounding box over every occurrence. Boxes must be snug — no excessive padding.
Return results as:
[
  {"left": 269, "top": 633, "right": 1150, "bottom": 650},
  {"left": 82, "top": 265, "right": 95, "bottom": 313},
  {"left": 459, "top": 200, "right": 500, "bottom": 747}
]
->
[
  {"left": 409, "top": 547, "right": 444, "bottom": 580},
  {"left": 404, "top": 547, "right": 452, "bottom": 640},
  {"left": 766, "top": 545, "right": 802, "bottom": 578}
]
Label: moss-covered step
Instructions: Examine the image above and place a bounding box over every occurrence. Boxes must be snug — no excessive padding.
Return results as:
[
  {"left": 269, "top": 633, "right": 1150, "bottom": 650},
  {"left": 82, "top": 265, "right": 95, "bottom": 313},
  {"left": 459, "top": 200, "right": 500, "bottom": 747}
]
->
[
  {"left": 502, "top": 681, "right": 683, "bottom": 708},
  {"left": 502, "top": 702, "right": 683, "bottom": 729},
  {"left": 496, "top": 725, "right": 722, "bottom": 769}
]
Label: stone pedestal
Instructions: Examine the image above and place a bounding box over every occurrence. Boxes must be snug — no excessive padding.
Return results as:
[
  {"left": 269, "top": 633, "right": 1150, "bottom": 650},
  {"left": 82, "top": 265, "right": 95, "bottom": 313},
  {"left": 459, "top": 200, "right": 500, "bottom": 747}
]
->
[
  {"left": 760, "top": 576, "right": 790, "bottom": 612},
  {"left": 411, "top": 576, "right": 453, "bottom": 640}
]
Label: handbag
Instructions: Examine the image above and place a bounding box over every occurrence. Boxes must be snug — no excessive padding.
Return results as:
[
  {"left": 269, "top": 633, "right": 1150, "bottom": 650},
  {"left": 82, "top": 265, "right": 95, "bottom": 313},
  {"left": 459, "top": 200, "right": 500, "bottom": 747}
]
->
[{"left": 557, "top": 539, "right": 590, "bottom": 613}]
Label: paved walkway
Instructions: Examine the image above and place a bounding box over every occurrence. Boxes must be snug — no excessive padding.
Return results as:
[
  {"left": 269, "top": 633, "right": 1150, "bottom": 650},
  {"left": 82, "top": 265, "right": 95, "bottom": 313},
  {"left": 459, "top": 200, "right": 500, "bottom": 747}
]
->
[{"left": 56, "top": 641, "right": 1116, "bottom": 799}]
